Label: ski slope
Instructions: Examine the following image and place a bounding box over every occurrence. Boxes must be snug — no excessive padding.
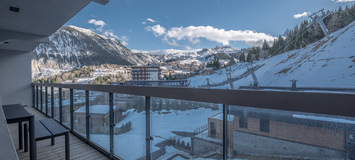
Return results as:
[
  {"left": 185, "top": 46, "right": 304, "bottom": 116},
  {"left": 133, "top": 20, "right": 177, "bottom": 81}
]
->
[{"left": 189, "top": 21, "right": 355, "bottom": 89}]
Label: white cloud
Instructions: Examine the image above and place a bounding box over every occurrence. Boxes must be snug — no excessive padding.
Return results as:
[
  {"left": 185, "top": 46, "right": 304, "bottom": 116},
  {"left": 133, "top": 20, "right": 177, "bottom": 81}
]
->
[
  {"left": 184, "top": 45, "right": 192, "bottom": 50},
  {"left": 146, "top": 18, "right": 156, "bottom": 23},
  {"left": 121, "top": 41, "right": 128, "bottom": 46},
  {"left": 164, "top": 38, "right": 180, "bottom": 47},
  {"left": 332, "top": 0, "right": 355, "bottom": 2},
  {"left": 103, "top": 30, "right": 129, "bottom": 46},
  {"left": 87, "top": 19, "right": 128, "bottom": 46},
  {"left": 145, "top": 25, "right": 166, "bottom": 36},
  {"left": 146, "top": 24, "right": 275, "bottom": 46},
  {"left": 293, "top": 12, "right": 311, "bottom": 19},
  {"left": 142, "top": 18, "right": 157, "bottom": 25},
  {"left": 103, "top": 30, "right": 118, "bottom": 39},
  {"left": 88, "top": 19, "right": 106, "bottom": 31}
]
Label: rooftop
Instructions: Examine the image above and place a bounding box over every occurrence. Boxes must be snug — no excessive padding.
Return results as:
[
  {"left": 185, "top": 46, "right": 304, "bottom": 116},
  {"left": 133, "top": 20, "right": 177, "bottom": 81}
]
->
[{"left": 75, "top": 105, "right": 116, "bottom": 114}]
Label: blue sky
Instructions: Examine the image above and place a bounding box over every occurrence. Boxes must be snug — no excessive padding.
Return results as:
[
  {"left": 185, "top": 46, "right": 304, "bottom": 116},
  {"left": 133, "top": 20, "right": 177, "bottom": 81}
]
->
[{"left": 65, "top": 0, "right": 354, "bottom": 51}]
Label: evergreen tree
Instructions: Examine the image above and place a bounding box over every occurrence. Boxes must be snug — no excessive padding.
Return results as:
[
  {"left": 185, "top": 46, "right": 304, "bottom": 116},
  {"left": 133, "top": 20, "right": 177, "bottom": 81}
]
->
[
  {"left": 246, "top": 53, "right": 252, "bottom": 62},
  {"left": 186, "top": 142, "right": 190, "bottom": 149},
  {"left": 255, "top": 52, "right": 260, "bottom": 61},
  {"left": 262, "top": 40, "right": 270, "bottom": 50},
  {"left": 181, "top": 140, "right": 185, "bottom": 147},
  {"left": 238, "top": 53, "right": 246, "bottom": 62}
]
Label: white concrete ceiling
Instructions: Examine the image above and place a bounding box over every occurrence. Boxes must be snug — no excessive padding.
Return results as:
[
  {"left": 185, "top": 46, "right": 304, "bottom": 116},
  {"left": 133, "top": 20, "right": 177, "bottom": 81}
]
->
[{"left": 0, "top": 0, "right": 109, "bottom": 54}]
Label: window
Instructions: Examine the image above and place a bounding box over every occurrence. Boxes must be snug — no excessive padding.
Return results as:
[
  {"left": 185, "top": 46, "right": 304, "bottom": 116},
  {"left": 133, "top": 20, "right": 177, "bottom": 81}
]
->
[
  {"left": 210, "top": 122, "right": 216, "bottom": 138},
  {"left": 239, "top": 115, "right": 247, "bottom": 129},
  {"left": 260, "top": 119, "right": 270, "bottom": 133}
]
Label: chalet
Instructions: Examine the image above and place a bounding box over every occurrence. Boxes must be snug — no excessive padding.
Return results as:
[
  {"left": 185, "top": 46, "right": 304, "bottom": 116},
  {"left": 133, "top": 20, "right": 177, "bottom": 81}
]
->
[
  {"left": 74, "top": 105, "right": 122, "bottom": 132},
  {"left": 193, "top": 107, "right": 355, "bottom": 159}
]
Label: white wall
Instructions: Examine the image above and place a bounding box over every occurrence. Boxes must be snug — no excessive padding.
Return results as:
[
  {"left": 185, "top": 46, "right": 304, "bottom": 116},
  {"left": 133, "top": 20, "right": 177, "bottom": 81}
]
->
[
  {"left": 0, "top": 52, "right": 32, "bottom": 106},
  {"left": 150, "top": 71, "right": 159, "bottom": 81}
]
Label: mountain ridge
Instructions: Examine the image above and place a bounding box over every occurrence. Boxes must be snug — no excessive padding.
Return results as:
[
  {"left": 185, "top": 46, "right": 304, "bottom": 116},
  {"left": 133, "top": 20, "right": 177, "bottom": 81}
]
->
[
  {"left": 32, "top": 25, "right": 159, "bottom": 78},
  {"left": 32, "top": 25, "right": 241, "bottom": 78}
]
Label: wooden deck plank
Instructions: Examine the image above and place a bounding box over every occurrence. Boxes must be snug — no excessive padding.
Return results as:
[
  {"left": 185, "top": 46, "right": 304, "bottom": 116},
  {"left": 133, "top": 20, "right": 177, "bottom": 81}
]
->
[{"left": 8, "top": 107, "right": 109, "bottom": 160}]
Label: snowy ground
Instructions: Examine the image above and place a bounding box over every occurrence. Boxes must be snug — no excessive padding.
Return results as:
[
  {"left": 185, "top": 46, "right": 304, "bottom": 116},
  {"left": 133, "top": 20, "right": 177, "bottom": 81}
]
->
[
  {"left": 189, "top": 21, "right": 355, "bottom": 89},
  {"left": 91, "top": 107, "right": 221, "bottom": 160}
]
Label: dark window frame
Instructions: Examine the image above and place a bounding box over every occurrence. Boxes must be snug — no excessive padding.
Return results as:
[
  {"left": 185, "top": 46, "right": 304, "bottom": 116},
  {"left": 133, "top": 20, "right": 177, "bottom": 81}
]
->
[
  {"left": 239, "top": 115, "right": 247, "bottom": 129},
  {"left": 210, "top": 122, "right": 216, "bottom": 138},
  {"left": 260, "top": 119, "right": 270, "bottom": 133}
]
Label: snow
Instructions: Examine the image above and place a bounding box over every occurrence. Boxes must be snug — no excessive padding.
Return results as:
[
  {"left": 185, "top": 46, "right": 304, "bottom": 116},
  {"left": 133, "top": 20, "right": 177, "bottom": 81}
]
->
[
  {"left": 91, "top": 108, "right": 220, "bottom": 160},
  {"left": 211, "top": 113, "right": 234, "bottom": 122},
  {"left": 131, "top": 49, "right": 201, "bottom": 55},
  {"left": 151, "top": 108, "right": 220, "bottom": 141},
  {"left": 189, "top": 62, "right": 248, "bottom": 88},
  {"left": 68, "top": 25, "right": 96, "bottom": 37},
  {"left": 196, "top": 130, "right": 222, "bottom": 143},
  {"left": 188, "top": 21, "right": 355, "bottom": 89},
  {"left": 158, "top": 146, "right": 192, "bottom": 160},
  {"left": 75, "top": 105, "right": 111, "bottom": 114},
  {"left": 32, "top": 25, "right": 161, "bottom": 79},
  {"left": 293, "top": 114, "right": 355, "bottom": 125}
]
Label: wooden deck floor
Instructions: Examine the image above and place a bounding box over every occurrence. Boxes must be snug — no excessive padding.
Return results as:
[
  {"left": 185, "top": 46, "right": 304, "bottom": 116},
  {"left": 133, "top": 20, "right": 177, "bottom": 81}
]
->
[{"left": 8, "top": 107, "right": 109, "bottom": 160}]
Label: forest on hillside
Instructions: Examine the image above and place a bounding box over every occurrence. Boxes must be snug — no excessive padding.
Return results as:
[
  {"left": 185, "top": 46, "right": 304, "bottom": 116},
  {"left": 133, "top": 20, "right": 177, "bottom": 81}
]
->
[{"left": 244, "top": 4, "right": 355, "bottom": 62}]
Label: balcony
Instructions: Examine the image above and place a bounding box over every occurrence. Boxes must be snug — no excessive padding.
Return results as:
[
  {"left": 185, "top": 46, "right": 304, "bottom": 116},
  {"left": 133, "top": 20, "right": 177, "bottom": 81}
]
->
[
  {"left": 1, "top": 1, "right": 355, "bottom": 159},
  {"left": 27, "top": 83, "right": 355, "bottom": 160},
  {"left": 7, "top": 106, "right": 108, "bottom": 160}
]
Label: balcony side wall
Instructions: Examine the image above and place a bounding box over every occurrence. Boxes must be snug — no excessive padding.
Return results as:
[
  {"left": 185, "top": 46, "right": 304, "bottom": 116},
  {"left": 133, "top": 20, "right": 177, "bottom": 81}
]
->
[{"left": 0, "top": 52, "right": 32, "bottom": 106}]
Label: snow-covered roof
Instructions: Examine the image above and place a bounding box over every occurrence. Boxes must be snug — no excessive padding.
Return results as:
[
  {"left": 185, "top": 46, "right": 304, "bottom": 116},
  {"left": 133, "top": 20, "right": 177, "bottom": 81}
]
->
[
  {"left": 132, "top": 65, "right": 159, "bottom": 68},
  {"left": 203, "top": 67, "right": 214, "bottom": 70},
  {"left": 195, "top": 131, "right": 222, "bottom": 143},
  {"left": 75, "top": 105, "right": 113, "bottom": 114},
  {"left": 160, "top": 66, "right": 173, "bottom": 70},
  {"left": 293, "top": 114, "right": 355, "bottom": 125},
  {"left": 210, "top": 113, "right": 234, "bottom": 122}
]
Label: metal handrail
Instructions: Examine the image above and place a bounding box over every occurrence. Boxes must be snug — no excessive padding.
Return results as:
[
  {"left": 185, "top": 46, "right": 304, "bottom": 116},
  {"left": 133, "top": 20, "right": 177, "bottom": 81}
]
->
[
  {"left": 33, "top": 83, "right": 355, "bottom": 118},
  {"left": 32, "top": 83, "right": 355, "bottom": 160}
]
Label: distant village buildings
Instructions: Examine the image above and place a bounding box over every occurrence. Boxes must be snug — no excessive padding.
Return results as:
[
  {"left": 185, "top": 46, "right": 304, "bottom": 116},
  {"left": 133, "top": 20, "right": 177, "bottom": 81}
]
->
[{"left": 131, "top": 65, "right": 160, "bottom": 81}]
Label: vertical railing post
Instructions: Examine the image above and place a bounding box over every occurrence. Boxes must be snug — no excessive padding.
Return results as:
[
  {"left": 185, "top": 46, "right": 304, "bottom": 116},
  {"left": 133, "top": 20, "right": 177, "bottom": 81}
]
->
[
  {"left": 32, "top": 85, "right": 35, "bottom": 107},
  {"left": 86, "top": 90, "right": 90, "bottom": 140},
  {"left": 51, "top": 87, "right": 54, "bottom": 118},
  {"left": 70, "top": 89, "right": 74, "bottom": 130},
  {"left": 45, "top": 86, "right": 48, "bottom": 115},
  {"left": 223, "top": 104, "right": 228, "bottom": 160},
  {"left": 59, "top": 88, "right": 63, "bottom": 123},
  {"left": 145, "top": 96, "right": 151, "bottom": 160},
  {"left": 36, "top": 86, "right": 39, "bottom": 109},
  {"left": 109, "top": 93, "right": 114, "bottom": 159},
  {"left": 40, "top": 86, "right": 43, "bottom": 112}
]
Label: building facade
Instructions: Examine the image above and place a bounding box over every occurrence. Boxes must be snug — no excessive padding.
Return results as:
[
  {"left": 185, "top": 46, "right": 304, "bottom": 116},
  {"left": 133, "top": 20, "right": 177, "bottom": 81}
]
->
[
  {"left": 200, "top": 109, "right": 355, "bottom": 159},
  {"left": 131, "top": 65, "right": 160, "bottom": 81}
]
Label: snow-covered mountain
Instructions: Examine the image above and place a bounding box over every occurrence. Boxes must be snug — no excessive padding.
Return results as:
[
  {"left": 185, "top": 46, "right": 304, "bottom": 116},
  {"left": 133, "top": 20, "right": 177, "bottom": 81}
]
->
[
  {"left": 189, "top": 21, "right": 355, "bottom": 88},
  {"left": 133, "top": 46, "right": 239, "bottom": 65},
  {"left": 32, "top": 25, "right": 159, "bottom": 78},
  {"left": 161, "top": 46, "right": 239, "bottom": 61}
]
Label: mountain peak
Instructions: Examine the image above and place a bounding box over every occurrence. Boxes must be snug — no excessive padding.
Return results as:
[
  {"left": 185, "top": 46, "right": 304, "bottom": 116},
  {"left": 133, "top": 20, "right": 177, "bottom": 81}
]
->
[
  {"left": 66, "top": 25, "right": 95, "bottom": 35},
  {"left": 32, "top": 25, "right": 159, "bottom": 79}
]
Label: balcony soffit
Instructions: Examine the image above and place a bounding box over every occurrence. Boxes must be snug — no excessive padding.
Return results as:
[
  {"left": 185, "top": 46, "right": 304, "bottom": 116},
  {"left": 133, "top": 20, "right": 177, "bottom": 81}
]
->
[{"left": 0, "top": 0, "right": 109, "bottom": 53}]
